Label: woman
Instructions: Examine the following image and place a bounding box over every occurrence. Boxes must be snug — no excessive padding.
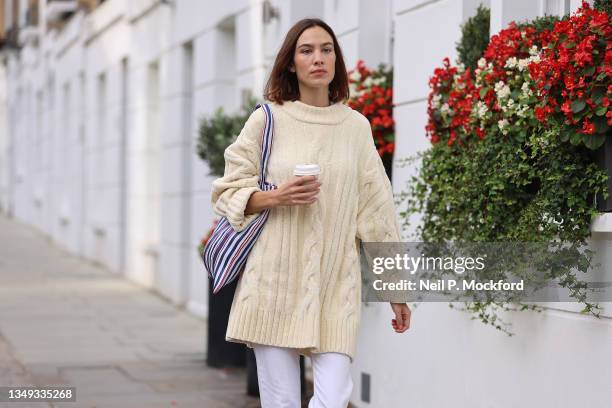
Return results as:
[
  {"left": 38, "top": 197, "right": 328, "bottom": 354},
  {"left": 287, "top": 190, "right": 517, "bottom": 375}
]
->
[{"left": 211, "top": 18, "right": 411, "bottom": 408}]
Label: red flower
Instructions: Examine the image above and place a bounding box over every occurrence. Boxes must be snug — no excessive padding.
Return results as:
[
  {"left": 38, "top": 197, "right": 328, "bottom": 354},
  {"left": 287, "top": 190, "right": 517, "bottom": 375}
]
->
[
  {"left": 561, "top": 100, "right": 572, "bottom": 115},
  {"left": 590, "top": 11, "right": 609, "bottom": 30},
  {"left": 535, "top": 107, "right": 548, "bottom": 123},
  {"left": 348, "top": 60, "right": 395, "bottom": 156},
  {"left": 581, "top": 118, "right": 595, "bottom": 134}
]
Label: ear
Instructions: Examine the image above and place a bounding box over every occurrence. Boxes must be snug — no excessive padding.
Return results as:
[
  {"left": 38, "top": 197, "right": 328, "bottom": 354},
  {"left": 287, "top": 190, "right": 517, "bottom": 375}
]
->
[{"left": 289, "top": 64, "right": 296, "bottom": 73}]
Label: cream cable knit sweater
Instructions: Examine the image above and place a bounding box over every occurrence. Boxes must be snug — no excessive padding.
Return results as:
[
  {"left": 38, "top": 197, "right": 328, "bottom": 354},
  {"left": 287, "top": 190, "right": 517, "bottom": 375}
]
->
[{"left": 211, "top": 99, "right": 402, "bottom": 361}]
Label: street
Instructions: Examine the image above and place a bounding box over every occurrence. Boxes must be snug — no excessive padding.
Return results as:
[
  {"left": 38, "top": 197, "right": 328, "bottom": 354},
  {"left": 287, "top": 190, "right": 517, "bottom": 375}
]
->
[{"left": 0, "top": 214, "right": 261, "bottom": 408}]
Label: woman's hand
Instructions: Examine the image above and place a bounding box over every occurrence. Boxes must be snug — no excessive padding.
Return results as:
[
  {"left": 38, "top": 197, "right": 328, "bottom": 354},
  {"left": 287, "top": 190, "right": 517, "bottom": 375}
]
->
[
  {"left": 245, "top": 176, "right": 321, "bottom": 215},
  {"left": 390, "top": 302, "right": 411, "bottom": 333},
  {"left": 273, "top": 175, "right": 321, "bottom": 207}
]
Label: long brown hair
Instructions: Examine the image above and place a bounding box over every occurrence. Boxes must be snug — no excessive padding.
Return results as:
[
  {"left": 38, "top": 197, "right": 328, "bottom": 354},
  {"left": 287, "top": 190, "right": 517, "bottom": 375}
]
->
[{"left": 264, "top": 18, "right": 350, "bottom": 104}]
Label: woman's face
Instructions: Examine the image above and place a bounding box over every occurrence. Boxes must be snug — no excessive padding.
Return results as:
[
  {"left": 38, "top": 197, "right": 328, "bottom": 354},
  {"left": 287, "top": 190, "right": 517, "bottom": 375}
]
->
[{"left": 290, "top": 26, "right": 336, "bottom": 92}]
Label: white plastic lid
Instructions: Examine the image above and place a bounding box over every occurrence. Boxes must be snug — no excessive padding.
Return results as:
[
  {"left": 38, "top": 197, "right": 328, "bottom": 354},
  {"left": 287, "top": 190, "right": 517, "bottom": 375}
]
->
[{"left": 293, "top": 164, "right": 321, "bottom": 176}]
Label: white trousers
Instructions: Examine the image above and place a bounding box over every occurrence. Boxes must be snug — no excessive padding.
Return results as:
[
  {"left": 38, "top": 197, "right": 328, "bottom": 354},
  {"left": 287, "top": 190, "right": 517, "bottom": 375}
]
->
[{"left": 253, "top": 344, "right": 353, "bottom": 408}]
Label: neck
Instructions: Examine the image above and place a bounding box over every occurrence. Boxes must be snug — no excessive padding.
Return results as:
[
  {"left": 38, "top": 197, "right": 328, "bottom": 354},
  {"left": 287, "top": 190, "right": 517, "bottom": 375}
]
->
[{"left": 298, "top": 85, "right": 330, "bottom": 107}]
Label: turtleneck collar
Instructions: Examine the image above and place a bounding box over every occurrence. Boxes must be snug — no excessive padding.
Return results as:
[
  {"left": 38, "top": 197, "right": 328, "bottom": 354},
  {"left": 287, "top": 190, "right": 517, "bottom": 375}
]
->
[{"left": 275, "top": 99, "right": 352, "bottom": 125}]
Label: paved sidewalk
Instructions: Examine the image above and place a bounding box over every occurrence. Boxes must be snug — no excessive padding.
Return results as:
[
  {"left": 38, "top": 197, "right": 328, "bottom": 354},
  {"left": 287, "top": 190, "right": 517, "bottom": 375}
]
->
[{"left": 0, "top": 214, "right": 261, "bottom": 408}]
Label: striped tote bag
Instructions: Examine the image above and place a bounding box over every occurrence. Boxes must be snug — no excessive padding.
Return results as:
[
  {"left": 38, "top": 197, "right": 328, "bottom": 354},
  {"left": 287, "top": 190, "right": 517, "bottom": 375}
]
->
[{"left": 201, "top": 103, "right": 277, "bottom": 294}]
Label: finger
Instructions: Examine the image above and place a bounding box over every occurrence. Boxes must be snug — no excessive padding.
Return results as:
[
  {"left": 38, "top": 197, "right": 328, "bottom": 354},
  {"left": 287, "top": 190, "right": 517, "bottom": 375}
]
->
[
  {"left": 394, "top": 312, "right": 404, "bottom": 329},
  {"left": 291, "top": 193, "right": 317, "bottom": 201},
  {"left": 403, "top": 312, "right": 411, "bottom": 330},
  {"left": 292, "top": 184, "right": 321, "bottom": 194},
  {"left": 395, "top": 311, "right": 409, "bottom": 332},
  {"left": 292, "top": 197, "right": 318, "bottom": 205},
  {"left": 293, "top": 175, "right": 317, "bottom": 185},
  {"left": 294, "top": 178, "right": 321, "bottom": 187},
  {"left": 391, "top": 319, "right": 402, "bottom": 333}
]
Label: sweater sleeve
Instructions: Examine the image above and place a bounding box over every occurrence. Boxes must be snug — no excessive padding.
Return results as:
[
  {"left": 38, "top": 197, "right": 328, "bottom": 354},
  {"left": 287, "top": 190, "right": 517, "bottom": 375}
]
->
[
  {"left": 356, "top": 122, "right": 402, "bottom": 243},
  {"left": 211, "top": 108, "right": 265, "bottom": 232}
]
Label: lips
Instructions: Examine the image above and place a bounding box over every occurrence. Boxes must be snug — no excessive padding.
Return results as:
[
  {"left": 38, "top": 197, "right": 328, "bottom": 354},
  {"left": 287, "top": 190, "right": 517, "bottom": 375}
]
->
[{"left": 311, "top": 70, "right": 327, "bottom": 75}]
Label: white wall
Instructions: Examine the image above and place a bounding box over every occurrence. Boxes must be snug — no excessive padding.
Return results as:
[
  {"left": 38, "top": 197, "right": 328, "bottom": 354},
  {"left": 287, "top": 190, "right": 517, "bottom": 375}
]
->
[
  {"left": 1, "top": 0, "right": 610, "bottom": 407},
  {"left": 350, "top": 1, "right": 611, "bottom": 407},
  {"left": 0, "top": 61, "right": 9, "bottom": 214}
]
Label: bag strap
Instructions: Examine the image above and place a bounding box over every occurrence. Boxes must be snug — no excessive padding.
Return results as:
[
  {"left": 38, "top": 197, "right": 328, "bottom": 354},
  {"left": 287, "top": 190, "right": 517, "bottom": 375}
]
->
[{"left": 254, "top": 103, "right": 276, "bottom": 191}]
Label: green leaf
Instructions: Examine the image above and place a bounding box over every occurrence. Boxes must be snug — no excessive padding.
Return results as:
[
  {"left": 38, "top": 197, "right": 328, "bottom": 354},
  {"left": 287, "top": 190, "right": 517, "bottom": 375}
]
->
[
  {"left": 596, "top": 72, "right": 607, "bottom": 81},
  {"left": 569, "top": 131, "right": 582, "bottom": 145},
  {"left": 571, "top": 99, "right": 586, "bottom": 113},
  {"left": 582, "top": 65, "right": 596, "bottom": 76},
  {"left": 592, "top": 87, "right": 605, "bottom": 105},
  {"left": 479, "top": 87, "right": 489, "bottom": 99},
  {"left": 564, "top": 42, "right": 576, "bottom": 49},
  {"left": 594, "top": 117, "right": 610, "bottom": 134},
  {"left": 583, "top": 134, "right": 606, "bottom": 150},
  {"left": 560, "top": 127, "right": 572, "bottom": 142},
  {"left": 595, "top": 105, "right": 607, "bottom": 116}
]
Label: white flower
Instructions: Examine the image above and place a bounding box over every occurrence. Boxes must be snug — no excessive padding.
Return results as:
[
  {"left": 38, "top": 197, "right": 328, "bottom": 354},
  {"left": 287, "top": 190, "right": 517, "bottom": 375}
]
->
[
  {"left": 457, "top": 63, "right": 466, "bottom": 73},
  {"left": 494, "top": 81, "right": 511, "bottom": 100},
  {"left": 364, "top": 77, "right": 373, "bottom": 87},
  {"left": 477, "top": 58, "right": 487, "bottom": 69},
  {"left": 501, "top": 98, "right": 515, "bottom": 113},
  {"left": 517, "top": 58, "right": 530, "bottom": 71},
  {"left": 521, "top": 82, "right": 533, "bottom": 97},
  {"left": 350, "top": 71, "right": 361, "bottom": 82},
  {"left": 440, "top": 103, "right": 451, "bottom": 115},
  {"left": 516, "top": 104, "right": 530, "bottom": 118},
  {"left": 530, "top": 54, "right": 541, "bottom": 64},
  {"left": 505, "top": 57, "right": 518, "bottom": 69},
  {"left": 474, "top": 101, "right": 488, "bottom": 119},
  {"left": 432, "top": 94, "right": 442, "bottom": 108},
  {"left": 498, "top": 119, "right": 509, "bottom": 134},
  {"left": 529, "top": 45, "right": 539, "bottom": 56}
]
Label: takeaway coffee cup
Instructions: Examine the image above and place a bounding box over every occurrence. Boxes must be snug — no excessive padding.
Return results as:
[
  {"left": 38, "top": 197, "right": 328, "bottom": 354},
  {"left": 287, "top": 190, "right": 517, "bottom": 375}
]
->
[{"left": 293, "top": 164, "right": 321, "bottom": 178}]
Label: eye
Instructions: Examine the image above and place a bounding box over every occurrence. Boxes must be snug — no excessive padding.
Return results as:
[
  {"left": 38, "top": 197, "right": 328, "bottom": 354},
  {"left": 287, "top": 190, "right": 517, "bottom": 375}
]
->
[
  {"left": 301, "top": 49, "right": 312, "bottom": 54},
  {"left": 324, "top": 48, "right": 333, "bottom": 53}
]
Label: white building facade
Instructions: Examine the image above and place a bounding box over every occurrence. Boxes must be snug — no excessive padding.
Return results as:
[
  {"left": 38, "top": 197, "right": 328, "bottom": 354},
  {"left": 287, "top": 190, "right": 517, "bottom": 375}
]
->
[{"left": 0, "top": 0, "right": 609, "bottom": 407}]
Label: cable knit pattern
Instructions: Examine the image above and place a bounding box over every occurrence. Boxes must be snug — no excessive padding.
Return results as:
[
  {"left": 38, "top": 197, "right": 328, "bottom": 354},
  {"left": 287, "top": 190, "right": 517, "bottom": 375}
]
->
[{"left": 211, "top": 99, "right": 402, "bottom": 361}]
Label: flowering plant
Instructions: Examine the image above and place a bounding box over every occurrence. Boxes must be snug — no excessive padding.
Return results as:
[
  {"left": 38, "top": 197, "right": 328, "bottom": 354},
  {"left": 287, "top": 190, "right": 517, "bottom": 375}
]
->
[
  {"left": 426, "top": 58, "right": 478, "bottom": 146},
  {"left": 425, "top": 2, "right": 610, "bottom": 149},
  {"left": 529, "top": 4, "right": 611, "bottom": 148},
  {"left": 347, "top": 60, "right": 395, "bottom": 157},
  {"left": 402, "top": 3, "right": 610, "bottom": 334}
]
